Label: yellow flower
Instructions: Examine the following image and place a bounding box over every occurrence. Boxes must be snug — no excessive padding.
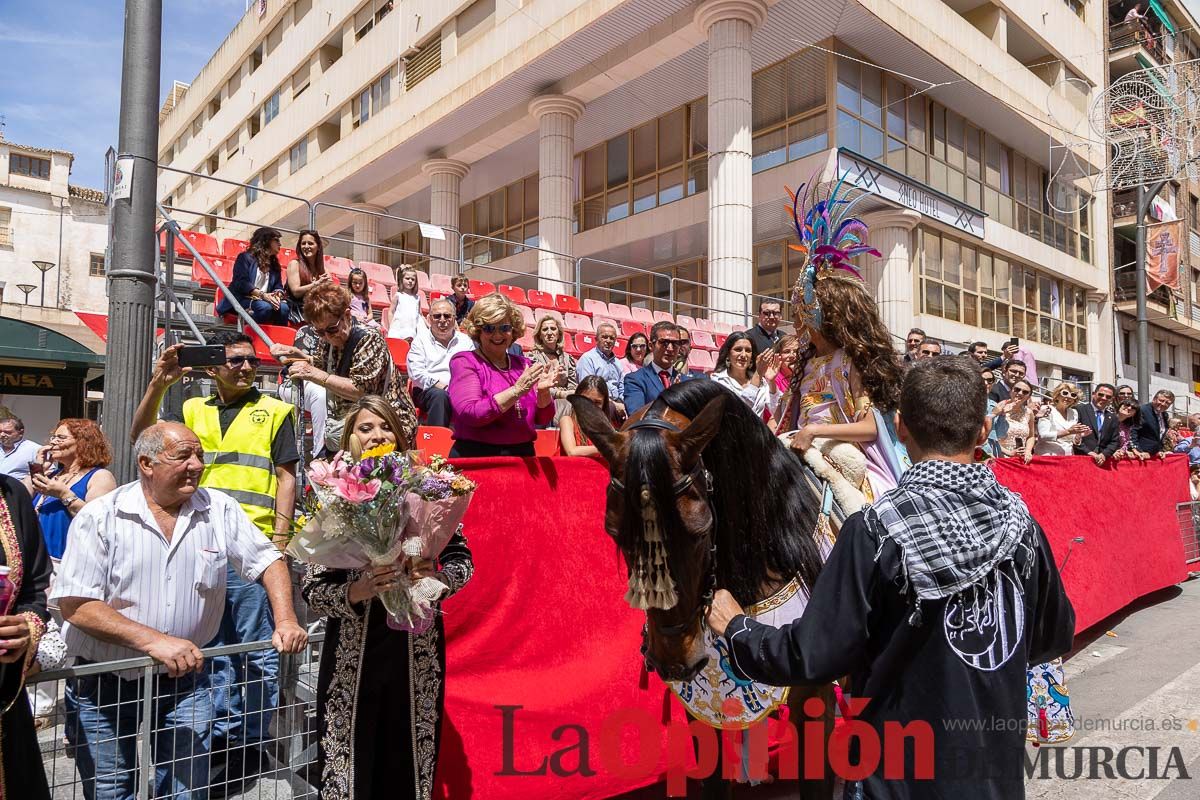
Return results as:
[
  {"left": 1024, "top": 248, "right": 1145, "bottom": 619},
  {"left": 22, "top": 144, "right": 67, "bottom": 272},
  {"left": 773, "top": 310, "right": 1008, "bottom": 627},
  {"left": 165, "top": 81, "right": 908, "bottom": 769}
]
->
[{"left": 361, "top": 443, "right": 396, "bottom": 458}]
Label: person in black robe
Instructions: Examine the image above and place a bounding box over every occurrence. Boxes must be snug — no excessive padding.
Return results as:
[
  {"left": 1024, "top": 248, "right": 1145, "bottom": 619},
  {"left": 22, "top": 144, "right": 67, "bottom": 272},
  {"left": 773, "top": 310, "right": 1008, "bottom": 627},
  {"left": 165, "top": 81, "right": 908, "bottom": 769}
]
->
[
  {"left": 708, "top": 357, "right": 1076, "bottom": 800},
  {"left": 302, "top": 529, "right": 473, "bottom": 800},
  {"left": 0, "top": 474, "right": 53, "bottom": 800}
]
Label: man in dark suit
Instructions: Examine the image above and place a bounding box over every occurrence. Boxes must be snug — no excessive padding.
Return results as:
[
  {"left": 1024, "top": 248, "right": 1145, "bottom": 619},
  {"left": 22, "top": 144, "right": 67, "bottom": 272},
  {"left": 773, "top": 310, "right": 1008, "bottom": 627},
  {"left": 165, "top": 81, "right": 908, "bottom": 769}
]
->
[
  {"left": 746, "top": 299, "right": 784, "bottom": 355},
  {"left": 1074, "top": 383, "right": 1115, "bottom": 454},
  {"left": 1134, "top": 389, "right": 1175, "bottom": 454},
  {"left": 988, "top": 359, "right": 1027, "bottom": 403},
  {"left": 624, "top": 321, "right": 698, "bottom": 413}
]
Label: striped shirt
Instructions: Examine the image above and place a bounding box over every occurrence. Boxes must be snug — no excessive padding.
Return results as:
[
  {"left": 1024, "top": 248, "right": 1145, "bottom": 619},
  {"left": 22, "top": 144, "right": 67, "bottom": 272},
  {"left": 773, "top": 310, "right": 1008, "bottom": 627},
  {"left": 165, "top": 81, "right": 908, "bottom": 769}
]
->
[{"left": 52, "top": 481, "right": 281, "bottom": 664}]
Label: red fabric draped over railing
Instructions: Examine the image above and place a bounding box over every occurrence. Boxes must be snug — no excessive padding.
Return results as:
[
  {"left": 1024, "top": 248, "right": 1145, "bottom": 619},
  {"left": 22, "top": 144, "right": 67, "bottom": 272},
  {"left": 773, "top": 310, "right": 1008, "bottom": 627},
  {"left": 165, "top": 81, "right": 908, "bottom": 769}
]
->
[{"left": 433, "top": 454, "right": 1191, "bottom": 799}]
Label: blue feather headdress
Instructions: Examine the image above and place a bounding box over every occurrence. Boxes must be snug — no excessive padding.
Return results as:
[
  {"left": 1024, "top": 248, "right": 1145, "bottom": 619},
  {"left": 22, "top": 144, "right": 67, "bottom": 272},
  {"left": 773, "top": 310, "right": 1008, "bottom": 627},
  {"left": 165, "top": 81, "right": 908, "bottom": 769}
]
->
[{"left": 787, "top": 172, "right": 881, "bottom": 329}]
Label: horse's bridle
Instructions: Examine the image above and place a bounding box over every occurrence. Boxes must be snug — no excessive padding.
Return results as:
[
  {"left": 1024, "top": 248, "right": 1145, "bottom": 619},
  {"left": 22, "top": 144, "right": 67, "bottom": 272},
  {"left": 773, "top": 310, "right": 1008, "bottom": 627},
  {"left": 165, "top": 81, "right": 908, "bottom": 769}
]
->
[{"left": 609, "top": 414, "right": 718, "bottom": 683}]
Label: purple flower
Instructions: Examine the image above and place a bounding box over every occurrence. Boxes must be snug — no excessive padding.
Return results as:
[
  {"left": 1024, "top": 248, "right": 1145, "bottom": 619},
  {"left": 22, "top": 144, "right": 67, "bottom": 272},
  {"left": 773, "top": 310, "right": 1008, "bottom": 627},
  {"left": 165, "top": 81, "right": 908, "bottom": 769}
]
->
[{"left": 419, "top": 474, "right": 453, "bottom": 499}]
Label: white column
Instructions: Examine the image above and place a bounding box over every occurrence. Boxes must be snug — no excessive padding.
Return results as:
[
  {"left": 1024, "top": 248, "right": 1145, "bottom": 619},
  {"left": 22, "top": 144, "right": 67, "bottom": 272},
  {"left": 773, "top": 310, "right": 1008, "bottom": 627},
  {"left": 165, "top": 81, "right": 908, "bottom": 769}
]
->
[
  {"left": 422, "top": 159, "right": 469, "bottom": 275},
  {"left": 1087, "top": 290, "right": 1109, "bottom": 376},
  {"left": 351, "top": 203, "right": 386, "bottom": 264},
  {"left": 529, "top": 94, "right": 585, "bottom": 294},
  {"left": 696, "top": 0, "right": 767, "bottom": 322},
  {"left": 861, "top": 209, "right": 921, "bottom": 339}
]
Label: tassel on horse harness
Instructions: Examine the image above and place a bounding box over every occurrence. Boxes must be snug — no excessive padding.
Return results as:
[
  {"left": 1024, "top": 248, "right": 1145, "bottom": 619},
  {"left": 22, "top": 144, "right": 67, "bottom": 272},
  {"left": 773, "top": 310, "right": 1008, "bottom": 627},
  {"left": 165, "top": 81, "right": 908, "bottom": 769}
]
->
[{"left": 625, "top": 486, "right": 680, "bottom": 610}]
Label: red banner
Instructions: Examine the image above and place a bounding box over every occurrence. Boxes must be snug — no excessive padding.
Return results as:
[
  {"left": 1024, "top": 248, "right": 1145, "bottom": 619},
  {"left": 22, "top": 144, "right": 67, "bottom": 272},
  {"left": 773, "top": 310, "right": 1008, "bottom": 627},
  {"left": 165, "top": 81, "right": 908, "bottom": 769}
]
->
[
  {"left": 434, "top": 454, "right": 1191, "bottom": 798},
  {"left": 1146, "top": 219, "right": 1183, "bottom": 292}
]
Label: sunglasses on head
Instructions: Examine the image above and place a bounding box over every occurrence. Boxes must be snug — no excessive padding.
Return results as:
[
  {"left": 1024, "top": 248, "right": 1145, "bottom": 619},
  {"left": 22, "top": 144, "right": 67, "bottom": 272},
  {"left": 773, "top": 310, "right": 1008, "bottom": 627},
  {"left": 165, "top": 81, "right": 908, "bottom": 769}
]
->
[
  {"left": 226, "top": 355, "right": 262, "bottom": 368},
  {"left": 481, "top": 323, "right": 513, "bottom": 335}
]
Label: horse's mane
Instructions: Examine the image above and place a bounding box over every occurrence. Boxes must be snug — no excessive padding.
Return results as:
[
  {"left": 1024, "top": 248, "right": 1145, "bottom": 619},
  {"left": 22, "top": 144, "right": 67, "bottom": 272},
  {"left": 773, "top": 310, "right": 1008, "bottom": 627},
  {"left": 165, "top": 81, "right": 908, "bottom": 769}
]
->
[{"left": 628, "top": 380, "right": 824, "bottom": 605}]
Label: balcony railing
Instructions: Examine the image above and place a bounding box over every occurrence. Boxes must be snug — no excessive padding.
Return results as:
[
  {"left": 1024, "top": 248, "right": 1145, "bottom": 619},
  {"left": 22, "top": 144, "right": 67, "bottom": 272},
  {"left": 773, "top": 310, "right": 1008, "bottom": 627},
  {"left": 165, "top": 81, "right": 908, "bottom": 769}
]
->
[
  {"left": 1109, "top": 19, "right": 1170, "bottom": 64},
  {"left": 1114, "top": 269, "right": 1177, "bottom": 307}
]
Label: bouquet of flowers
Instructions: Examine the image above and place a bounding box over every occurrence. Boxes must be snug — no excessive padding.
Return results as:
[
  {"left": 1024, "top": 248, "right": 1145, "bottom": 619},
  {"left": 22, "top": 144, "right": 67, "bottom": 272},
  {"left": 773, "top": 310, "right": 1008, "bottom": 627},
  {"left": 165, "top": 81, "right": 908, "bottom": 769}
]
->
[
  {"left": 287, "top": 445, "right": 476, "bottom": 630},
  {"left": 396, "top": 454, "right": 477, "bottom": 633}
]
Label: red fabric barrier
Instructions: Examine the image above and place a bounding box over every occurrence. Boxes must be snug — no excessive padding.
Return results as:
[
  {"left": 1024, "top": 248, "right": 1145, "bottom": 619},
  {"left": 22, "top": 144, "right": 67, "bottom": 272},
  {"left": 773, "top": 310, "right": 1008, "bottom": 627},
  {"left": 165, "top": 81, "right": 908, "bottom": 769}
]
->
[
  {"left": 435, "top": 457, "right": 669, "bottom": 800},
  {"left": 989, "top": 454, "right": 1190, "bottom": 634},
  {"left": 433, "top": 455, "right": 1192, "bottom": 798}
]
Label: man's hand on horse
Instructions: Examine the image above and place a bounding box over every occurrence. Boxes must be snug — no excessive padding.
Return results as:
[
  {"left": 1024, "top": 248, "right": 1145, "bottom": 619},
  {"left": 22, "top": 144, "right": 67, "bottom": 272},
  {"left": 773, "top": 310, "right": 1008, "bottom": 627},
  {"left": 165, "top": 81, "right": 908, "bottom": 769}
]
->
[{"left": 707, "top": 590, "right": 745, "bottom": 637}]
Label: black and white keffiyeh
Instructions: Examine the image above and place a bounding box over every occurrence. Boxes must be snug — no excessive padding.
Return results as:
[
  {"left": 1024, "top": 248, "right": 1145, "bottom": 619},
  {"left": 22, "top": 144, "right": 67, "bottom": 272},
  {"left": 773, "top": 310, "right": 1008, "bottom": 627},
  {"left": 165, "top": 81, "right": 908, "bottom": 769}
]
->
[{"left": 864, "top": 460, "right": 1035, "bottom": 622}]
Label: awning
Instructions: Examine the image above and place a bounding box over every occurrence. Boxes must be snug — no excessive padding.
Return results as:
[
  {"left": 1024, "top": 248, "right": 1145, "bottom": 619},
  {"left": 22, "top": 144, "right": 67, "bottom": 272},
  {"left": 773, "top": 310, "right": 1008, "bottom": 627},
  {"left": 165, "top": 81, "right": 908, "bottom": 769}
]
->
[
  {"left": 0, "top": 318, "right": 105, "bottom": 366},
  {"left": 1149, "top": 0, "right": 1178, "bottom": 34}
]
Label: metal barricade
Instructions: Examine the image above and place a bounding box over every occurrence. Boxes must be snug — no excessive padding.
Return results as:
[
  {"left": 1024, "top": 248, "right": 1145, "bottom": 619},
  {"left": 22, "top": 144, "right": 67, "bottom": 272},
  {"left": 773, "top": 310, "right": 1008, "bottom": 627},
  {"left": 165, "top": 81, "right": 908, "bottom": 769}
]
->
[
  {"left": 1174, "top": 501, "right": 1200, "bottom": 565},
  {"left": 28, "top": 634, "right": 325, "bottom": 800}
]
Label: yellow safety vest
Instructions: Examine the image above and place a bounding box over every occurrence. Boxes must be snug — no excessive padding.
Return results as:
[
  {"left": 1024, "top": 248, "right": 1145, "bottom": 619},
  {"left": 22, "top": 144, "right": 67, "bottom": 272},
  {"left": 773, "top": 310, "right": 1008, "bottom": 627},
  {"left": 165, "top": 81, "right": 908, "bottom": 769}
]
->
[{"left": 183, "top": 392, "right": 295, "bottom": 535}]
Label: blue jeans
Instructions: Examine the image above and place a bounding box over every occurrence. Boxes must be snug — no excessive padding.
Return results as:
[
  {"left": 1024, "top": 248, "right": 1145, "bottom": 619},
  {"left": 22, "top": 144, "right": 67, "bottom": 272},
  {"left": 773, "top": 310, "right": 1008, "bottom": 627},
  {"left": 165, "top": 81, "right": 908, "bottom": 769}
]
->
[
  {"left": 248, "top": 299, "right": 290, "bottom": 325},
  {"left": 206, "top": 565, "right": 278, "bottom": 749},
  {"left": 65, "top": 669, "right": 213, "bottom": 800}
]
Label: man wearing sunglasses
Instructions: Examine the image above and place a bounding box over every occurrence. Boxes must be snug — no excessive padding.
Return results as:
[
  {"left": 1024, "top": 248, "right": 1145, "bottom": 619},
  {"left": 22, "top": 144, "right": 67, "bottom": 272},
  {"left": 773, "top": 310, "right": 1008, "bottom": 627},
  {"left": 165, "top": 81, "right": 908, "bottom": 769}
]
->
[
  {"left": 623, "top": 321, "right": 699, "bottom": 413},
  {"left": 131, "top": 330, "right": 298, "bottom": 784},
  {"left": 408, "top": 299, "right": 474, "bottom": 426}
]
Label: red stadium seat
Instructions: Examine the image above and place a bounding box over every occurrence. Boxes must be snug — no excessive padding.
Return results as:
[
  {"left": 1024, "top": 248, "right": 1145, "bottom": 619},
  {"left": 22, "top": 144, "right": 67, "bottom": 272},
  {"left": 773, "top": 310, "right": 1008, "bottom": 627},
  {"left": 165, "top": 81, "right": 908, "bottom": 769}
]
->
[
  {"left": 653, "top": 310, "right": 675, "bottom": 324},
  {"left": 714, "top": 321, "right": 734, "bottom": 335},
  {"left": 563, "top": 333, "right": 582, "bottom": 358},
  {"left": 251, "top": 325, "right": 295, "bottom": 364},
  {"left": 415, "top": 426, "right": 454, "bottom": 458},
  {"left": 607, "top": 303, "right": 633, "bottom": 321},
  {"left": 516, "top": 305, "right": 535, "bottom": 327},
  {"left": 534, "top": 429, "right": 560, "bottom": 457},
  {"left": 324, "top": 256, "right": 353, "bottom": 283},
  {"left": 563, "top": 313, "right": 592, "bottom": 334},
  {"left": 416, "top": 270, "right": 432, "bottom": 291},
  {"left": 676, "top": 314, "right": 698, "bottom": 331},
  {"left": 693, "top": 317, "right": 714, "bottom": 332},
  {"left": 498, "top": 284, "right": 528, "bottom": 304},
  {"left": 688, "top": 349, "right": 715, "bottom": 373},
  {"left": 527, "top": 290, "right": 555, "bottom": 310},
  {"left": 469, "top": 279, "right": 495, "bottom": 298},
  {"left": 715, "top": 334, "right": 728, "bottom": 351},
  {"left": 431, "top": 273, "right": 454, "bottom": 294},
  {"left": 181, "top": 230, "right": 220, "bottom": 259},
  {"left": 191, "top": 257, "right": 233, "bottom": 289},
  {"left": 222, "top": 238, "right": 250, "bottom": 260},
  {"left": 369, "top": 282, "right": 392, "bottom": 310},
  {"left": 386, "top": 337, "right": 411, "bottom": 370},
  {"left": 515, "top": 331, "right": 535, "bottom": 351},
  {"left": 278, "top": 247, "right": 297, "bottom": 266},
  {"left": 630, "top": 307, "right": 655, "bottom": 325},
  {"left": 583, "top": 299, "right": 610, "bottom": 318},
  {"left": 691, "top": 330, "right": 717, "bottom": 350},
  {"left": 576, "top": 332, "right": 597, "bottom": 352},
  {"left": 612, "top": 338, "right": 627, "bottom": 359},
  {"left": 555, "top": 294, "right": 584, "bottom": 315},
  {"left": 360, "top": 261, "right": 396, "bottom": 290},
  {"left": 621, "top": 320, "right": 647, "bottom": 338},
  {"left": 731, "top": 323, "right": 748, "bottom": 333}
]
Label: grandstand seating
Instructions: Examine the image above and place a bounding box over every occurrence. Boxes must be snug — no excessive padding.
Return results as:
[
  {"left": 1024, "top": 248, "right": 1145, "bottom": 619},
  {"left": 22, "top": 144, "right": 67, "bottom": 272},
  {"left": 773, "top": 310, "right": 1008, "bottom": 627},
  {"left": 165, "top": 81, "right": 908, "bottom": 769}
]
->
[
  {"left": 498, "top": 284, "right": 527, "bottom": 304},
  {"left": 279, "top": 247, "right": 297, "bottom": 266},
  {"left": 222, "top": 238, "right": 250, "bottom": 260},
  {"left": 527, "top": 290, "right": 555, "bottom": 310},
  {"left": 469, "top": 279, "right": 496, "bottom": 298},
  {"left": 431, "top": 273, "right": 454, "bottom": 294}
]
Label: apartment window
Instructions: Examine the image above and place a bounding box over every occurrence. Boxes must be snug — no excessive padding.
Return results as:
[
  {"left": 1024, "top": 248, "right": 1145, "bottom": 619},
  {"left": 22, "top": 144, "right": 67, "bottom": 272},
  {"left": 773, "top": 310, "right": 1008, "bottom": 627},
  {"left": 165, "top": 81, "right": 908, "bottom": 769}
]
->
[
  {"left": 575, "top": 102, "right": 707, "bottom": 232},
  {"left": 355, "top": 0, "right": 393, "bottom": 40},
  {"left": 292, "top": 62, "right": 312, "bottom": 100},
  {"left": 209, "top": 96, "right": 222, "bottom": 117},
  {"left": 353, "top": 71, "right": 392, "bottom": 128},
  {"left": 0, "top": 207, "right": 12, "bottom": 248},
  {"left": 294, "top": 0, "right": 312, "bottom": 23},
  {"left": 225, "top": 199, "right": 238, "bottom": 219},
  {"left": 919, "top": 226, "right": 1088, "bottom": 353},
  {"left": 262, "top": 90, "right": 280, "bottom": 126},
  {"left": 1192, "top": 351, "right": 1200, "bottom": 384},
  {"left": 226, "top": 134, "right": 240, "bottom": 159},
  {"left": 1169, "top": 344, "right": 1179, "bottom": 376},
  {"left": 1154, "top": 339, "right": 1163, "bottom": 373},
  {"left": 835, "top": 50, "right": 1092, "bottom": 263},
  {"left": 750, "top": 48, "right": 828, "bottom": 173},
  {"left": 89, "top": 253, "right": 106, "bottom": 277},
  {"left": 261, "top": 160, "right": 279, "bottom": 189},
  {"left": 249, "top": 44, "right": 263, "bottom": 74},
  {"left": 208, "top": 151, "right": 220, "bottom": 174},
  {"left": 404, "top": 35, "right": 441, "bottom": 90},
  {"left": 460, "top": 174, "right": 539, "bottom": 264},
  {"left": 290, "top": 137, "right": 308, "bottom": 173},
  {"left": 1191, "top": 195, "right": 1199, "bottom": 231},
  {"left": 249, "top": 111, "right": 262, "bottom": 139},
  {"left": 457, "top": 0, "right": 496, "bottom": 49},
  {"left": 1123, "top": 330, "right": 1132, "bottom": 365},
  {"left": 11, "top": 154, "right": 50, "bottom": 180},
  {"left": 245, "top": 176, "right": 260, "bottom": 206}
]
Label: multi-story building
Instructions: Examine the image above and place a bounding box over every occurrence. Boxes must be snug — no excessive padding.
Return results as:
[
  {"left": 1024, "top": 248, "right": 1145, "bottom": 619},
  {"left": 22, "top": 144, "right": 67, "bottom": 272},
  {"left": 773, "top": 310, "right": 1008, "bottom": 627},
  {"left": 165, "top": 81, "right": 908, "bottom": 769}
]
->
[
  {"left": 1108, "top": 0, "right": 1200, "bottom": 410},
  {"left": 0, "top": 133, "right": 109, "bottom": 436},
  {"left": 158, "top": 0, "right": 1113, "bottom": 385}
]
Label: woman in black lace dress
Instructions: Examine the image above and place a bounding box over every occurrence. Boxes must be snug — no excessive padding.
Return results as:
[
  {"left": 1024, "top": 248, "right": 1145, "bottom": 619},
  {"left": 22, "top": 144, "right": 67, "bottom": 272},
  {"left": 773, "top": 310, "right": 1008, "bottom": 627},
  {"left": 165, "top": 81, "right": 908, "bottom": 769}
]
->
[{"left": 302, "top": 396, "right": 474, "bottom": 799}]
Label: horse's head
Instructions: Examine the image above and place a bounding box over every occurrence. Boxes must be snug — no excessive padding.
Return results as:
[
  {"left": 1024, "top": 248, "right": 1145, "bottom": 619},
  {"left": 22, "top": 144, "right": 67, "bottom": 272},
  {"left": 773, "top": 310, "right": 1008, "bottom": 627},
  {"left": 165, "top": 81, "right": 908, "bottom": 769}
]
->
[{"left": 570, "top": 390, "right": 726, "bottom": 683}]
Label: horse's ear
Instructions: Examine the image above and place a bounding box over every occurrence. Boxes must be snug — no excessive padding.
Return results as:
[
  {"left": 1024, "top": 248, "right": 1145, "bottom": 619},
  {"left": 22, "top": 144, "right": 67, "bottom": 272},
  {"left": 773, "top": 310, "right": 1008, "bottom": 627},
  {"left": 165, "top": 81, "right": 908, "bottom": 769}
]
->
[
  {"left": 568, "top": 395, "right": 623, "bottom": 466},
  {"left": 671, "top": 394, "right": 726, "bottom": 469}
]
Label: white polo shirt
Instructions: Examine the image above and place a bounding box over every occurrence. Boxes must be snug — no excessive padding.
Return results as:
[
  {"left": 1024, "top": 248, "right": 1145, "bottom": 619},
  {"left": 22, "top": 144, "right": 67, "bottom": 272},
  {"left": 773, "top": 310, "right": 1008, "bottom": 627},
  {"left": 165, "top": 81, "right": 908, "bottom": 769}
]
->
[
  {"left": 52, "top": 481, "right": 281, "bottom": 664},
  {"left": 406, "top": 326, "right": 474, "bottom": 390}
]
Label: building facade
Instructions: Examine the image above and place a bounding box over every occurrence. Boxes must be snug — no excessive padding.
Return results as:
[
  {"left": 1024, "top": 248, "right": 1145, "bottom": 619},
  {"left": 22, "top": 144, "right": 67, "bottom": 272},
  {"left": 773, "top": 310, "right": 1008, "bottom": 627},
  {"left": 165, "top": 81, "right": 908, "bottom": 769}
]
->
[
  {"left": 158, "top": 0, "right": 1114, "bottom": 385},
  {"left": 1108, "top": 0, "right": 1200, "bottom": 411}
]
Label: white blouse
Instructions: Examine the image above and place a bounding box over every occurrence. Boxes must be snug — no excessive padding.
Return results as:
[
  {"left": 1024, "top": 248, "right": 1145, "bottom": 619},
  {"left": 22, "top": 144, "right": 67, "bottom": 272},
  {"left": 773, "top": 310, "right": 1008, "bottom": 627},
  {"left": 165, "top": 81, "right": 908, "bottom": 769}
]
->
[
  {"left": 711, "top": 370, "right": 777, "bottom": 416},
  {"left": 1034, "top": 406, "right": 1079, "bottom": 456}
]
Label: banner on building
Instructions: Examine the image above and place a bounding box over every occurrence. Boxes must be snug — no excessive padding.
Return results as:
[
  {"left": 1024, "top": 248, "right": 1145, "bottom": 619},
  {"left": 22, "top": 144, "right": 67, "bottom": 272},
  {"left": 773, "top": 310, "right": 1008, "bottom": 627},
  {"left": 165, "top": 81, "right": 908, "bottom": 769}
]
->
[{"left": 1146, "top": 219, "right": 1183, "bottom": 292}]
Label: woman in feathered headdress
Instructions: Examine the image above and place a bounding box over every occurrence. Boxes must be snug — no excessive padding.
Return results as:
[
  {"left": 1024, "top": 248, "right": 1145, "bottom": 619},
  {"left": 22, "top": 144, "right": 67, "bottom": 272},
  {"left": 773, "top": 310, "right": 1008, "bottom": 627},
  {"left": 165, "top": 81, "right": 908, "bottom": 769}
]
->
[{"left": 775, "top": 176, "right": 907, "bottom": 505}]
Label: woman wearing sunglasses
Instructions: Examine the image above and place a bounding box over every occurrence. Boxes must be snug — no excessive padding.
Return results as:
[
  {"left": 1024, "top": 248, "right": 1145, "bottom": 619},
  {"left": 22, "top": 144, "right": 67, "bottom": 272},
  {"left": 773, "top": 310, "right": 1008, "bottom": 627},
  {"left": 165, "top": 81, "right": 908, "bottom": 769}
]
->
[
  {"left": 447, "top": 294, "right": 561, "bottom": 457},
  {"left": 623, "top": 332, "right": 649, "bottom": 374},
  {"left": 1034, "top": 383, "right": 1090, "bottom": 457},
  {"left": 991, "top": 378, "right": 1036, "bottom": 463}
]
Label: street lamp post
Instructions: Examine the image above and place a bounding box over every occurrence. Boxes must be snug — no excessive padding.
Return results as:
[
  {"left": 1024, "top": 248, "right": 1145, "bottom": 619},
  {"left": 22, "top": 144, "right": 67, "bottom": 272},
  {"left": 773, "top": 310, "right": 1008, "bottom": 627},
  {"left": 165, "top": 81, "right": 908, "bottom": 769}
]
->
[
  {"left": 16, "top": 284, "right": 36, "bottom": 304},
  {"left": 32, "top": 260, "right": 56, "bottom": 308}
]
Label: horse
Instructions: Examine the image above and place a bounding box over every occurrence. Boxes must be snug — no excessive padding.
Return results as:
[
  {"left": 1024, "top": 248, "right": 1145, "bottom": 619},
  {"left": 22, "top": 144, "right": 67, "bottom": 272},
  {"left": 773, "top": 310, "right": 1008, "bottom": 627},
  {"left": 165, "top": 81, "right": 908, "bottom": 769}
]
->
[{"left": 571, "top": 379, "right": 835, "bottom": 798}]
